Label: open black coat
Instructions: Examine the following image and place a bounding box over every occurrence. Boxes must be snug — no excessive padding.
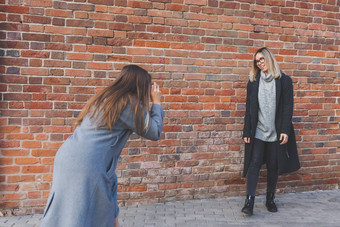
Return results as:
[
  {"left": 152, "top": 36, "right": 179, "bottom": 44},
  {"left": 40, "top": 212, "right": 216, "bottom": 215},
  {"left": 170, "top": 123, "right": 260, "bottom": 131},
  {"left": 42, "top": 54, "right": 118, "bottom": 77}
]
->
[{"left": 242, "top": 72, "right": 300, "bottom": 177}]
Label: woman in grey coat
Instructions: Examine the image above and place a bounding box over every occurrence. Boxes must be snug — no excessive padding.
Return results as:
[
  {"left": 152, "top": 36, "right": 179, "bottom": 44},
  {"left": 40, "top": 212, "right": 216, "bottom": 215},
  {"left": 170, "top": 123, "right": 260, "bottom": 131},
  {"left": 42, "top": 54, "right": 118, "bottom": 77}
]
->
[
  {"left": 41, "top": 65, "right": 164, "bottom": 227},
  {"left": 241, "top": 47, "right": 300, "bottom": 216}
]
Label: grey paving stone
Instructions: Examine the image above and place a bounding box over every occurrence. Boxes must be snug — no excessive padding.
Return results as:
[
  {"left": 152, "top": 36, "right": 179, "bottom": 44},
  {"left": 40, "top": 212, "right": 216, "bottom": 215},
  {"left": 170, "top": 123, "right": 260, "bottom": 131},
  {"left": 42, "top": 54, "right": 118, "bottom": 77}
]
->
[{"left": 1, "top": 190, "right": 340, "bottom": 226}]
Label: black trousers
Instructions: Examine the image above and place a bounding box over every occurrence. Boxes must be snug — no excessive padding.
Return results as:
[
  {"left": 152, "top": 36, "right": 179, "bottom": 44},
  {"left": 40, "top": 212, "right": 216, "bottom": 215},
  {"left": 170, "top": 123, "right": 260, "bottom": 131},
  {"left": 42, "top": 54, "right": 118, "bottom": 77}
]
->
[{"left": 246, "top": 138, "right": 278, "bottom": 196}]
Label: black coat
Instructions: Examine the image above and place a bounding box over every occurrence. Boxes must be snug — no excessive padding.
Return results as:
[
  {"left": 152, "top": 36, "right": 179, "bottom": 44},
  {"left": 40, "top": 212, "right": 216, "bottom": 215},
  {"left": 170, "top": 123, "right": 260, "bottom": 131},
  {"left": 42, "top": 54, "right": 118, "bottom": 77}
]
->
[{"left": 242, "top": 72, "right": 300, "bottom": 177}]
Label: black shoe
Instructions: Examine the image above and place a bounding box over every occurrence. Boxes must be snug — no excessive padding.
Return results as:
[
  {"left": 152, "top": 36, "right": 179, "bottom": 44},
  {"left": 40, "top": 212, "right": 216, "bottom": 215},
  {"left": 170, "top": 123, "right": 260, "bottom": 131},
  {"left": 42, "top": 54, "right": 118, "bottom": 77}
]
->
[
  {"left": 266, "top": 192, "right": 278, "bottom": 212},
  {"left": 241, "top": 195, "right": 255, "bottom": 215}
]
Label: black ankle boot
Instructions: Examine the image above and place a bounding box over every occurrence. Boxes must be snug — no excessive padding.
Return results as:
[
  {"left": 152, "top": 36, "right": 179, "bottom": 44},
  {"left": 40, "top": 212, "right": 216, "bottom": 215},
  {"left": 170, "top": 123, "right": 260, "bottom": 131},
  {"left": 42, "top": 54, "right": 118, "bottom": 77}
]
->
[
  {"left": 266, "top": 192, "right": 278, "bottom": 212},
  {"left": 241, "top": 195, "right": 255, "bottom": 215}
]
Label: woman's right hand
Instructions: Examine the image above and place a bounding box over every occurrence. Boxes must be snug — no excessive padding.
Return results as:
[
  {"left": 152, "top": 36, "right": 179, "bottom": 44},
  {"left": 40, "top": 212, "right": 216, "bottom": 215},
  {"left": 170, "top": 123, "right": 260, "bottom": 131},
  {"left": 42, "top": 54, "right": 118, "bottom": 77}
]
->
[
  {"left": 243, "top": 137, "right": 250, "bottom": 143},
  {"left": 151, "top": 82, "right": 161, "bottom": 105}
]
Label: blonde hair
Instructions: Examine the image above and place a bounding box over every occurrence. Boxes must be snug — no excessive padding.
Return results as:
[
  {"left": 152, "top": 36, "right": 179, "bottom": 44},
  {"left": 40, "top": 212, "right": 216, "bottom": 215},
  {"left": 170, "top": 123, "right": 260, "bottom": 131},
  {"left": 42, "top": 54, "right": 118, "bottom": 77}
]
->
[
  {"left": 76, "top": 65, "right": 152, "bottom": 133},
  {"left": 249, "top": 47, "right": 282, "bottom": 82}
]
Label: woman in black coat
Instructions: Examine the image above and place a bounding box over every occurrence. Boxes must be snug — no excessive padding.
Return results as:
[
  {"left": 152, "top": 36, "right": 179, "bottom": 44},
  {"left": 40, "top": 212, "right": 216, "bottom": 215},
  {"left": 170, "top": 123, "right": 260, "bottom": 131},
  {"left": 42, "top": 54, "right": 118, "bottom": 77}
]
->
[{"left": 242, "top": 47, "right": 300, "bottom": 215}]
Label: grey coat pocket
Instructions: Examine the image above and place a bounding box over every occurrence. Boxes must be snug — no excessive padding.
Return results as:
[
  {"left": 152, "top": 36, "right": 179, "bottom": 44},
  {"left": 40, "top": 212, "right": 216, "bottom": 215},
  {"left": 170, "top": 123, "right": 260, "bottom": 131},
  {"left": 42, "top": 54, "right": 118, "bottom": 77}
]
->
[{"left": 110, "top": 136, "right": 119, "bottom": 147}]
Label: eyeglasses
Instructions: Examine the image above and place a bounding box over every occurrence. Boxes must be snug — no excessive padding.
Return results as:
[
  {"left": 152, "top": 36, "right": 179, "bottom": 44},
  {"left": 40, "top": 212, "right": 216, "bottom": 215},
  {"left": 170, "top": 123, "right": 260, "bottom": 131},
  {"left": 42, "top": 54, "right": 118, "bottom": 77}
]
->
[{"left": 255, "top": 57, "right": 265, "bottom": 64}]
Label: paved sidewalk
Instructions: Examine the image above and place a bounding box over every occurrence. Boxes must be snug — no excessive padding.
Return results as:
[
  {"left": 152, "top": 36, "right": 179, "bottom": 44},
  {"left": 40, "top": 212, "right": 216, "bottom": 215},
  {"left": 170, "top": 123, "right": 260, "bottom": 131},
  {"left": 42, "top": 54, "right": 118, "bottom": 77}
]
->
[{"left": 0, "top": 189, "right": 339, "bottom": 227}]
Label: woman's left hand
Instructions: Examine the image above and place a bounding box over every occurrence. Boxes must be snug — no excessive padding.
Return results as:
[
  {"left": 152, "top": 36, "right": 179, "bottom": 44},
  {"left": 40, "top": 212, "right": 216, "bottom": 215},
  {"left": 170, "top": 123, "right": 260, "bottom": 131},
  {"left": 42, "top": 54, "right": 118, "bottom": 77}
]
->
[{"left": 280, "top": 133, "right": 288, "bottom": 145}]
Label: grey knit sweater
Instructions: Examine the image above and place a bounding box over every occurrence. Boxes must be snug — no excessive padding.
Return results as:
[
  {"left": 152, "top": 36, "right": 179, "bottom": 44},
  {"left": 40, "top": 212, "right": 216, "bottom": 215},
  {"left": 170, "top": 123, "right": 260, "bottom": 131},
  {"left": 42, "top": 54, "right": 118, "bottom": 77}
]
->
[{"left": 255, "top": 71, "right": 277, "bottom": 142}]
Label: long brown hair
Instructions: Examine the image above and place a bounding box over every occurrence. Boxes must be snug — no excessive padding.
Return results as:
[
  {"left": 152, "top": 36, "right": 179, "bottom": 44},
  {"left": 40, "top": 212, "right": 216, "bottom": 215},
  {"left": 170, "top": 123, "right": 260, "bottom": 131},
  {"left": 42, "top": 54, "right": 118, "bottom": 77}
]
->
[
  {"left": 249, "top": 47, "right": 282, "bottom": 82},
  {"left": 76, "top": 65, "right": 152, "bottom": 133}
]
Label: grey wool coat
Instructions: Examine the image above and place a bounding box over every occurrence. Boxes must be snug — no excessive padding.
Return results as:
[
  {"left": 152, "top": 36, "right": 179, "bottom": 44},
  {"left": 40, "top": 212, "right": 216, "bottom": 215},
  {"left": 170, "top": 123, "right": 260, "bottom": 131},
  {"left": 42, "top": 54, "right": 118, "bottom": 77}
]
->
[
  {"left": 41, "top": 103, "right": 164, "bottom": 227},
  {"left": 242, "top": 72, "right": 300, "bottom": 177}
]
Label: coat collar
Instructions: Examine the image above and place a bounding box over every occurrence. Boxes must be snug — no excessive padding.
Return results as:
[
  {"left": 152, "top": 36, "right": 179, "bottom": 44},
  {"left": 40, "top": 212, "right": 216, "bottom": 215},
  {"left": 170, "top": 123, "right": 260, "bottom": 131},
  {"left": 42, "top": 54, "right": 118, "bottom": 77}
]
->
[
  {"left": 253, "top": 73, "right": 260, "bottom": 105},
  {"left": 275, "top": 75, "right": 281, "bottom": 110}
]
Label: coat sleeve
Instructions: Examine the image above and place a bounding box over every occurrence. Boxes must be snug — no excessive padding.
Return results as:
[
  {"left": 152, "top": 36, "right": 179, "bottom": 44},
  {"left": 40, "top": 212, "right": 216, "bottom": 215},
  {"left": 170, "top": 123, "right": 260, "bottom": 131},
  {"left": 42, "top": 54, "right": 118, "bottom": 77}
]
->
[
  {"left": 120, "top": 103, "right": 164, "bottom": 141},
  {"left": 281, "top": 75, "right": 294, "bottom": 135},
  {"left": 243, "top": 81, "right": 251, "bottom": 138}
]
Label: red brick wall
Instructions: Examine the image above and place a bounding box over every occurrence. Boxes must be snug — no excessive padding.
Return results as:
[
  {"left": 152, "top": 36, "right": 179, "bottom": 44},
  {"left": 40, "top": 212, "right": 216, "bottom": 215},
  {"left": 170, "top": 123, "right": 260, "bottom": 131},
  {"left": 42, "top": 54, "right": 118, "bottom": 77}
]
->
[{"left": 1, "top": 0, "right": 339, "bottom": 215}]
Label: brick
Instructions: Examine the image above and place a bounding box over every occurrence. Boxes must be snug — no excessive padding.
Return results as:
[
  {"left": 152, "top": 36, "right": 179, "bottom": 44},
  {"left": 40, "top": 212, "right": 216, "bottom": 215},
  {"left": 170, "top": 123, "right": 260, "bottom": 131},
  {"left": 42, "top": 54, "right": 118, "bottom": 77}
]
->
[
  {"left": 220, "top": 2, "right": 240, "bottom": 9},
  {"left": 128, "top": 15, "right": 151, "bottom": 24},
  {"left": 43, "top": 78, "right": 70, "bottom": 85},
  {"left": 6, "top": 176, "right": 33, "bottom": 185},
  {"left": 65, "top": 69, "right": 91, "bottom": 77},
  {"left": 1, "top": 23, "right": 30, "bottom": 31},
  {"left": 1, "top": 122, "right": 21, "bottom": 133},
  {"left": 29, "top": 59, "right": 42, "bottom": 67},
  {"left": 22, "top": 33, "right": 50, "bottom": 42},
  {"left": 279, "top": 49, "right": 298, "bottom": 55},
  {"left": 88, "top": 29, "right": 113, "bottom": 37},
  {"left": 0, "top": 40, "right": 29, "bottom": 49},
  {"left": 51, "top": 52, "right": 65, "bottom": 60},
  {"left": 22, "top": 141, "right": 41, "bottom": 148},
  {"left": 0, "top": 5, "right": 29, "bottom": 14},
  {"left": 323, "top": 18, "right": 339, "bottom": 26},
  {"left": 45, "top": 9, "right": 73, "bottom": 17},
  {"left": 66, "top": 19, "right": 93, "bottom": 28},
  {"left": 27, "top": 191, "right": 41, "bottom": 199},
  {"left": 0, "top": 139, "right": 20, "bottom": 148},
  {"left": 279, "top": 35, "right": 298, "bottom": 42},
  {"left": 21, "top": 50, "right": 50, "bottom": 58},
  {"left": 88, "top": 0, "right": 113, "bottom": 5},
  {"left": 8, "top": 101, "right": 23, "bottom": 109},
  {"left": 45, "top": 110, "right": 72, "bottom": 118},
  {"left": 45, "top": 26, "right": 73, "bottom": 35},
  {"left": 0, "top": 58, "right": 28, "bottom": 67},
  {"left": 24, "top": 0, "right": 51, "bottom": 7},
  {"left": 31, "top": 149, "right": 57, "bottom": 157},
  {"left": 233, "top": 23, "right": 253, "bottom": 31},
  {"left": 21, "top": 68, "right": 48, "bottom": 76},
  {"left": 23, "top": 15, "right": 51, "bottom": 24},
  {"left": 24, "top": 102, "right": 52, "bottom": 109},
  {"left": 42, "top": 157, "right": 55, "bottom": 165},
  {"left": 107, "top": 55, "right": 132, "bottom": 62},
  {"left": 201, "top": 37, "right": 222, "bottom": 44},
  {"left": 66, "top": 53, "right": 93, "bottom": 61},
  {"left": 6, "top": 134, "right": 34, "bottom": 140},
  {"left": 15, "top": 158, "right": 40, "bottom": 164},
  {"left": 307, "top": 51, "right": 325, "bottom": 57},
  {"left": 109, "top": 22, "right": 133, "bottom": 31},
  {"left": 233, "top": 39, "right": 253, "bottom": 46},
  {"left": 42, "top": 142, "right": 63, "bottom": 149},
  {"left": 87, "top": 62, "right": 112, "bottom": 70},
  {"left": 66, "top": 36, "right": 92, "bottom": 44},
  {"left": 22, "top": 165, "right": 49, "bottom": 173},
  {"left": 1, "top": 109, "right": 28, "bottom": 117},
  {"left": 3, "top": 93, "right": 31, "bottom": 101},
  {"left": 122, "top": 185, "right": 147, "bottom": 192},
  {"left": 127, "top": 1, "right": 152, "bottom": 9},
  {"left": 145, "top": 41, "right": 170, "bottom": 48},
  {"left": 66, "top": 3, "right": 94, "bottom": 11},
  {"left": 0, "top": 157, "right": 12, "bottom": 165},
  {"left": 88, "top": 45, "right": 113, "bottom": 53}
]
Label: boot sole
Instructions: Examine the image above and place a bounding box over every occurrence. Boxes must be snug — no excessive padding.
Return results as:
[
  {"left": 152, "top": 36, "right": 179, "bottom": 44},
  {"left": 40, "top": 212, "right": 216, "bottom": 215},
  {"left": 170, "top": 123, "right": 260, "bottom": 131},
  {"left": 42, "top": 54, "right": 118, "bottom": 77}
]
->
[
  {"left": 241, "top": 209, "right": 253, "bottom": 216},
  {"left": 267, "top": 208, "right": 278, "bottom": 212}
]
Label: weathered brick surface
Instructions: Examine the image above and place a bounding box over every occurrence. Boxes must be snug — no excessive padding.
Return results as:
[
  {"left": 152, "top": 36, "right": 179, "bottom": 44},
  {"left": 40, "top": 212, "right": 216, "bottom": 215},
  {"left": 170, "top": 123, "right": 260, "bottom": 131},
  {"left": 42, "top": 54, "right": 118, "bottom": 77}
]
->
[{"left": 0, "top": 0, "right": 339, "bottom": 215}]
